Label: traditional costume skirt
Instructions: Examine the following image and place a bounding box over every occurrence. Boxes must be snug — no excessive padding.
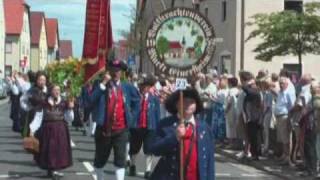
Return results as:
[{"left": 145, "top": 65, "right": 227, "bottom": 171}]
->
[
  {"left": 209, "top": 102, "right": 226, "bottom": 140},
  {"left": 35, "top": 120, "right": 72, "bottom": 170}
]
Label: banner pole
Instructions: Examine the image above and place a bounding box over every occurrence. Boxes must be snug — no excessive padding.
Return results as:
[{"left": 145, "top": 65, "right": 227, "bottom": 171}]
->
[{"left": 179, "top": 90, "right": 184, "bottom": 180}]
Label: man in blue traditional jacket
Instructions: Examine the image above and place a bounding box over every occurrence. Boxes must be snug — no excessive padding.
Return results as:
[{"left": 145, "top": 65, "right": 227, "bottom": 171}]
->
[
  {"left": 88, "top": 60, "right": 140, "bottom": 180},
  {"left": 128, "top": 76, "right": 160, "bottom": 179},
  {"left": 147, "top": 88, "right": 215, "bottom": 180}
]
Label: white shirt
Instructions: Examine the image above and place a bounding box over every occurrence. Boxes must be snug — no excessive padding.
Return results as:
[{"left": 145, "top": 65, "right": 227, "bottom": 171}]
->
[
  {"left": 275, "top": 87, "right": 296, "bottom": 115},
  {"left": 296, "top": 84, "right": 312, "bottom": 107}
]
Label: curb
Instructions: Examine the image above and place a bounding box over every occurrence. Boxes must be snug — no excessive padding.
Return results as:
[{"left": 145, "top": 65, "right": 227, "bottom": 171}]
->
[{"left": 216, "top": 148, "right": 298, "bottom": 180}]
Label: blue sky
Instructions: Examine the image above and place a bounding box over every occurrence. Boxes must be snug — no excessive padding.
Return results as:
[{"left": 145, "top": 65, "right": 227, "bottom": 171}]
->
[{"left": 26, "top": 0, "right": 136, "bottom": 58}]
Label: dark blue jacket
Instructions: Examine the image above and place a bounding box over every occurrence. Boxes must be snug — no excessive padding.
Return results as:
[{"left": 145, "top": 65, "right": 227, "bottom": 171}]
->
[
  {"left": 88, "top": 80, "right": 140, "bottom": 127},
  {"left": 147, "top": 116, "right": 215, "bottom": 180},
  {"left": 80, "top": 86, "right": 93, "bottom": 109},
  {"left": 132, "top": 94, "right": 161, "bottom": 130}
]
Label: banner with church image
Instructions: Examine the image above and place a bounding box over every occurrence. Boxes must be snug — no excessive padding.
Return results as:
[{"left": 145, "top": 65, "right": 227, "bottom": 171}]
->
[{"left": 146, "top": 8, "right": 216, "bottom": 77}]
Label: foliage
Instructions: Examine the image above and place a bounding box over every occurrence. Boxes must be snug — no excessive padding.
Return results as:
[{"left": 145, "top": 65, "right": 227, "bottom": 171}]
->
[
  {"left": 191, "top": 29, "right": 198, "bottom": 36},
  {"left": 45, "top": 57, "right": 85, "bottom": 98},
  {"left": 176, "top": 20, "right": 183, "bottom": 26},
  {"left": 156, "top": 36, "right": 170, "bottom": 61},
  {"left": 246, "top": 2, "right": 320, "bottom": 74},
  {"left": 167, "top": 23, "right": 174, "bottom": 31}
]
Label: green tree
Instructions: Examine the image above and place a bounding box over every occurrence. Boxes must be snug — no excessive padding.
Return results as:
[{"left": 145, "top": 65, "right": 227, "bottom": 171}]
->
[
  {"left": 176, "top": 19, "right": 183, "bottom": 26},
  {"left": 246, "top": 2, "right": 320, "bottom": 75},
  {"left": 167, "top": 23, "right": 174, "bottom": 31},
  {"left": 156, "top": 36, "right": 170, "bottom": 61}
]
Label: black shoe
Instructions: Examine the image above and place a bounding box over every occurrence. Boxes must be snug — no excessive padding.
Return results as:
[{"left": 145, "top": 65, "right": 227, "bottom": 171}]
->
[
  {"left": 144, "top": 171, "right": 151, "bottom": 179},
  {"left": 129, "top": 165, "right": 136, "bottom": 176},
  {"left": 47, "top": 170, "right": 53, "bottom": 178},
  {"left": 126, "top": 160, "right": 131, "bottom": 168}
]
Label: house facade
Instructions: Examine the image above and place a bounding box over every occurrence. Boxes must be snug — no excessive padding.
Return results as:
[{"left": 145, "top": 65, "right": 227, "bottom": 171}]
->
[
  {"left": 46, "top": 18, "right": 59, "bottom": 62},
  {"left": 30, "top": 12, "right": 48, "bottom": 71},
  {"left": 137, "top": 0, "right": 320, "bottom": 78},
  {"left": 59, "top": 40, "right": 73, "bottom": 59},
  {"left": 0, "top": 0, "right": 5, "bottom": 78},
  {"left": 4, "top": 0, "right": 31, "bottom": 75}
]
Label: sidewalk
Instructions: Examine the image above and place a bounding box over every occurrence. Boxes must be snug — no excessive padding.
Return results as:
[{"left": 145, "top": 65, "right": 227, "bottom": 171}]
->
[{"left": 216, "top": 147, "right": 315, "bottom": 180}]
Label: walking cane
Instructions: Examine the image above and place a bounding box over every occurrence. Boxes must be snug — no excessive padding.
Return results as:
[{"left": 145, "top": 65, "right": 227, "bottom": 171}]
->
[{"left": 179, "top": 90, "right": 184, "bottom": 180}]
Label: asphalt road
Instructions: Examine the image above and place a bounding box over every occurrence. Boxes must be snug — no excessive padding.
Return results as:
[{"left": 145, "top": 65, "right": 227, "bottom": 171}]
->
[{"left": 0, "top": 101, "right": 283, "bottom": 180}]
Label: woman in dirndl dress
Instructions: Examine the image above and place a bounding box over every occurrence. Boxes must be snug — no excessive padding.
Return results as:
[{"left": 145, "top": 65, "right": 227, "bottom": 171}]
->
[
  {"left": 209, "top": 75, "right": 229, "bottom": 142},
  {"left": 32, "top": 85, "right": 74, "bottom": 179}
]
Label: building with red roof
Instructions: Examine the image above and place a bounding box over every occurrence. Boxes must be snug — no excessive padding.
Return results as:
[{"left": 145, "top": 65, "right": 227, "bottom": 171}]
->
[
  {"left": 59, "top": 40, "right": 73, "bottom": 59},
  {"left": 4, "top": 0, "right": 31, "bottom": 75},
  {"left": 30, "top": 12, "right": 48, "bottom": 71},
  {"left": 46, "top": 18, "right": 60, "bottom": 61},
  {"left": 114, "top": 40, "right": 128, "bottom": 61},
  {"left": 165, "top": 41, "right": 183, "bottom": 59},
  {"left": 0, "top": 0, "right": 5, "bottom": 78}
]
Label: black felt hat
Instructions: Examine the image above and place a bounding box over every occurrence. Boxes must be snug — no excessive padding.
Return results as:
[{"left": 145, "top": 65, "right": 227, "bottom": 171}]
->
[
  {"left": 108, "top": 60, "right": 127, "bottom": 72},
  {"left": 165, "top": 88, "right": 203, "bottom": 115},
  {"left": 139, "top": 75, "right": 157, "bottom": 87}
]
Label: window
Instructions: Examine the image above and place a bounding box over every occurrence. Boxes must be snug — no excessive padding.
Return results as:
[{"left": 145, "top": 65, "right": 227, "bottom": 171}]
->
[
  {"left": 5, "top": 41, "right": 12, "bottom": 53},
  {"left": 193, "top": 0, "right": 200, "bottom": 11},
  {"left": 171, "top": 0, "right": 175, "bottom": 8},
  {"left": 220, "top": 55, "right": 232, "bottom": 74},
  {"left": 5, "top": 66, "right": 12, "bottom": 77},
  {"left": 205, "top": 7, "right": 209, "bottom": 17},
  {"left": 284, "top": 1, "right": 303, "bottom": 13},
  {"left": 222, "top": 1, "right": 227, "bottom": 22}
]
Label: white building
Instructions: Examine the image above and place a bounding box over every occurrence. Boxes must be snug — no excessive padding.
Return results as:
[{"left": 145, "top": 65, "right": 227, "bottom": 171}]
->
[
  {"left": 138, "top": 0, "right": 320, "bottom": 78},
  {"left": 30, "top": 12, "right": 48, "bottom": 71},
  {"left": 0, "top": 0, "right": 5, "bottom": 78},
  {"left": 4, "top": 0, "right": 31, "bottom": 75}
]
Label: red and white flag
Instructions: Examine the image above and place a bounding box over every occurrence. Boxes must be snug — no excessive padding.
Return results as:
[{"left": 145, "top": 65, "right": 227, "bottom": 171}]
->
[{"left": 82, "top": 0, "right": 113, "bottom": 83}]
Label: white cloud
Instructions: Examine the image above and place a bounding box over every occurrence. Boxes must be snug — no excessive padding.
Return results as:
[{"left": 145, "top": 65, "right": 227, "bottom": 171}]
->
[{"left": 112, "top": 0, "right": 136, "bottom": 6}]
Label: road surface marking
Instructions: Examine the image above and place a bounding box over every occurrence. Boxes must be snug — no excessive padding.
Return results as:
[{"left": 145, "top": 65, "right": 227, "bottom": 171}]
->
[
  {"left": 76, "top": 172, "right": 91, "bottom": 176},
  {"left": 241, "top": 173, "right": 267, "bottom": 177},
  {"left": 83, "top": 161, "right": 97, "bottom": 180},
  {"left": 71, "top": 139, "right": 76, "bottom": 148},
  {"left": 216, "top": 173, "right": 231, "bottom": 177},
  {"left": 0, "top": 174, "right": 20, "bottom": 178}
]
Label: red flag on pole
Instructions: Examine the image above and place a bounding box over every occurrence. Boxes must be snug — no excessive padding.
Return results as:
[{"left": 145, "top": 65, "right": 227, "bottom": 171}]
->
[{"left": 82, "top": 0, "right": 113, "bottom": 83}]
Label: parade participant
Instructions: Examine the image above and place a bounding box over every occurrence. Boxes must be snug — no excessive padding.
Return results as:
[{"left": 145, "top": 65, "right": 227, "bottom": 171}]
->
[
  {"left": 7, "top": 71, "right": 22, "bottom": 132},
  {"left": 147, "top": 88, "right": 215, "bottom": 180},
  {"left": 128, "top": 76, "right": 160, "bottom": 179},
  {"left": 20, "top": 71, "right": 48, "bottom": 137},
  {"left": 88, "top": 60, "right": 140, "bottom": 180},
  {"left": 80, "top": 82, "right": 95, "bottom": 136},
  {"left": 31, "top": 85, "right": 74, "bottom": 179}
]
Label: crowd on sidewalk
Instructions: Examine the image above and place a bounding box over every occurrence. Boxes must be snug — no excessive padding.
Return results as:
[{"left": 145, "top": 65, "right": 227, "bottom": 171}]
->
[
  {"left": 5, "top": 59, "right": 320, "bottom": 179},
  {"left": 194, "top": 68, "right": 320, "bottom": 178}
]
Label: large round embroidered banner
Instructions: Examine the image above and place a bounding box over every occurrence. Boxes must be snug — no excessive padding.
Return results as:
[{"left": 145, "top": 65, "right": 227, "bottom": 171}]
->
[{"left": 146, "top": 8, "right": 216, "bottom": 77}]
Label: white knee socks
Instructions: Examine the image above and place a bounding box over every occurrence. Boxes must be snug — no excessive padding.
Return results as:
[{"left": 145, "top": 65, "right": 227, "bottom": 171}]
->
[
  {"left": 95, "top": 168, "right": 104, "bottom": 180},
  {"left": 130, "top": 154, "right": 137, "bottom": 166},
  {"left": 115, "top": 168, "right": 125, "bottom": 180},
  {"left": 146, "top": 155, "right": 153, "bottom": 172}
]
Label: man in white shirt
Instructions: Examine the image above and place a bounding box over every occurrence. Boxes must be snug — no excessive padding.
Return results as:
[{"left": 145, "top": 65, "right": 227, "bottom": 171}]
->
[{"left": 275, "top": 77, "right": 296, "bottom": 165}]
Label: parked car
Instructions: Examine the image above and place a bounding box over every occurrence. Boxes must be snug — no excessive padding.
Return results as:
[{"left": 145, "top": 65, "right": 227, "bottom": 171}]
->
[{"left": 0, "top": 79, "right": 8, "bottom": 98}]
